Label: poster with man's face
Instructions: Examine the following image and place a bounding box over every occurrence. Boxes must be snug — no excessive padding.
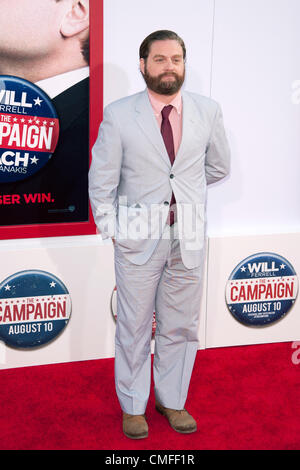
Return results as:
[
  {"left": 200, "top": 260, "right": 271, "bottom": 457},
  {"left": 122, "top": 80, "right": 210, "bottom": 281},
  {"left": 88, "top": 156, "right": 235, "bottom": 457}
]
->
[{"left": 0, "top": 0, "right": 102, "bottom": 239}]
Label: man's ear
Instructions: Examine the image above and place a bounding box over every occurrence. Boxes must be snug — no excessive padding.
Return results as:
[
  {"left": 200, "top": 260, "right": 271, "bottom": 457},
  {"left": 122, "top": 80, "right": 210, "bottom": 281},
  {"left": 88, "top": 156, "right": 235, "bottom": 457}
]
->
[
  {"left": 140, "top": 58, "right": 145, "bottom": 75},
  {"left": 60, "top": 0, "right": 89, "bottom": 38}
]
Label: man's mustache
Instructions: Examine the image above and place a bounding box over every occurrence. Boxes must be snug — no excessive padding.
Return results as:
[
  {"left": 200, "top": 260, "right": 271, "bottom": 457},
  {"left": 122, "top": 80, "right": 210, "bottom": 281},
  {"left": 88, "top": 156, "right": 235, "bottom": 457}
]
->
[{"left": 159, "top": 72, "right": 178, "bottom": 79}]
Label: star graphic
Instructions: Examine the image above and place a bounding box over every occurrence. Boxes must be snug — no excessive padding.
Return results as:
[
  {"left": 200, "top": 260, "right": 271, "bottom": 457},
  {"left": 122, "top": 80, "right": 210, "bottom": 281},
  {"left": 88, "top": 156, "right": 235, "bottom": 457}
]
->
[
  {"left": 30, "top": 156, "right": 39, "bottom": 165},
  {"left": 241, "top": 266, "right": 246, "bottom": 272},
  {"left": 43, "top": 121, "right": 47, "bottom": 125},
  {"left": 50, "top": 121, "right": 55, "bottom": 126},
  {"left": 50, "top": 282, "right": 56, "bottom": 288},
  {"left": 280, "top": 264, "right": 286, "bottom": 269},
  {"left": 4, "top": 284, "right": 11, "bottom": 291},
  {"left": 33, "top": 96, "right": 43, "bottom": 106},
  {"left": 13, "top": 117, "right": 18, "bottom": 122}
]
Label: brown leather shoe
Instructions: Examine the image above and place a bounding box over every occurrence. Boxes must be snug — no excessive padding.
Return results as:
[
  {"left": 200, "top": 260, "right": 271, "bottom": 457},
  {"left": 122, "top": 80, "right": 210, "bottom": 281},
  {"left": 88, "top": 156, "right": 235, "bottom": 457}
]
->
[
  {"left": 122, "top": 413, "right": 148, "bottom": 439},
  {"left": 155, "top": 401, "right": 197, "bottom": 434}
]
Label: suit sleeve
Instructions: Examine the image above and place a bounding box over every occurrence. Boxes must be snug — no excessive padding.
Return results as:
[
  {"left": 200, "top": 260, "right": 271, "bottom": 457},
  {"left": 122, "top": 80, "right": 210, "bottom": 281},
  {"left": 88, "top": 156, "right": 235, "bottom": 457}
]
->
[
  {"left": 205, "top": 103, "right": 230, "bottom": 185},
  {"left": 88, "top": 105, "right": 122, "bottom": 239}
]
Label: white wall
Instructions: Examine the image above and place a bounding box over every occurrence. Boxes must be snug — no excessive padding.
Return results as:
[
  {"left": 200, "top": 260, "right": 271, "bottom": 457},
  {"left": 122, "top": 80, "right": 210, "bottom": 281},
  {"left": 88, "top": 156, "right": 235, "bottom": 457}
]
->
[
  {"left": 103, "top": 0, "right": 214, "bottom": 104},
  {"left": 208, "top": 0, "right": 300, "bottom": 237},
  {"left": 103, "top": 0, "right": 300, "bottom": 237}
]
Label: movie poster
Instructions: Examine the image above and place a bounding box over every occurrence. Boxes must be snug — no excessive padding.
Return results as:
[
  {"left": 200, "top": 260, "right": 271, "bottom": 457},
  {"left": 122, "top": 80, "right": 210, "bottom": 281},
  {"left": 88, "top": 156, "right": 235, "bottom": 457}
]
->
[{"left": 0, "top": 0, "right": 102, "bottom": 239}]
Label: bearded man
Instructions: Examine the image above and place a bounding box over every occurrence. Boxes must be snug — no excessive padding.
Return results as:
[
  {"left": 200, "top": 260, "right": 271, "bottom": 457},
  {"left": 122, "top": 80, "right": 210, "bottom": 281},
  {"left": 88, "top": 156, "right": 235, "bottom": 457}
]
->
[{"left": 89, "top": 30, "right": 230, "bottom": 439}]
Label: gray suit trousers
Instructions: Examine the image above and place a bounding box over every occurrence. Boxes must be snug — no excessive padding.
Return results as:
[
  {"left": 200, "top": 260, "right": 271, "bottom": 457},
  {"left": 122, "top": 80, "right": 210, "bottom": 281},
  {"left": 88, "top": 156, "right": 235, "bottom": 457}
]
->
[{"left": 114, "top": 224, "right": 203, "bottom": 415}]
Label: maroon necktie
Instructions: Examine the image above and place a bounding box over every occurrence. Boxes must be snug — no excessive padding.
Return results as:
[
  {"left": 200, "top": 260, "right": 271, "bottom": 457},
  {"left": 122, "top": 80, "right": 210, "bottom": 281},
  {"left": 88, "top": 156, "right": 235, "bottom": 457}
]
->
[{"left": 161, "top": 105, "right": 176, "bottom": 225}]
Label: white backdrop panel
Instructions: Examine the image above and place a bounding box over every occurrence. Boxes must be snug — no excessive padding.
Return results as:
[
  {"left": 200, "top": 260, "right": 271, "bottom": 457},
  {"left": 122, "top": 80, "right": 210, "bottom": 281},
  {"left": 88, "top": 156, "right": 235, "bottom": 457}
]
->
[
  {"left": 103, "top": 0, "right": 215, "bottom": 105},
  {"left": 0, "top": 236, "right": 116, "bottom": 370},
  {"left": 208, "top": 0, "right": 300, "bottom": 237},
  {"left": 206, "top": 233, "right": 300, "bottom": 348}
]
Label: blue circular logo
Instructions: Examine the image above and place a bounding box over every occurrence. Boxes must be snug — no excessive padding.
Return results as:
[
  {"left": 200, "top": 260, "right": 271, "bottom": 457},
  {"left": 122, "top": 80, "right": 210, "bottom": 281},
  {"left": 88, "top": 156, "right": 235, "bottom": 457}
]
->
[
  {"left": 225, "top": 252, "right": 298, "bottom": 326},
  {"left": 0, "top": 75, "right": 59, "bottom": 183},
  {"left": 0, "top": 270, "right": 71, "bottom": 349}
]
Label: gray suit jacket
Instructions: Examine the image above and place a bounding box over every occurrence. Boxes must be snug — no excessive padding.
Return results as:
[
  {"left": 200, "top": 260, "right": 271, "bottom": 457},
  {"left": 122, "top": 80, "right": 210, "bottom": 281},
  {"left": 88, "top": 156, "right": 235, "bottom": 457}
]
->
[{"left": 89, "top": 89, "right": 230, "bottom": 269}]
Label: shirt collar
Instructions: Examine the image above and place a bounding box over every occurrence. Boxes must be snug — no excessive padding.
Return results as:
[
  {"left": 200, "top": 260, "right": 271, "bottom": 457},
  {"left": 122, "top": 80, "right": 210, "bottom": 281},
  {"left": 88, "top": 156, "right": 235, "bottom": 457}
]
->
[
  {"left": 147, "top": 89, "right": 182, "bottom": 117},
  {"left": 35, "top": 66, "right": 89, "bottom": 99}
]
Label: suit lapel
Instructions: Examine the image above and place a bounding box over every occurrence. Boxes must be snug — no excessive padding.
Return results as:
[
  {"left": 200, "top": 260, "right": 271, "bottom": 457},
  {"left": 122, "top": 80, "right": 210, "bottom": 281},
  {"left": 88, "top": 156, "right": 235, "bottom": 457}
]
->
[
  {"left": 134, "top": 90, "right": 203, "bottom": 169},
  {"left": 135, "top": 90, "right": 171, "bottom": 168},
  {"left": 172, "top": 91, "right": 202, "bottom": 169}
]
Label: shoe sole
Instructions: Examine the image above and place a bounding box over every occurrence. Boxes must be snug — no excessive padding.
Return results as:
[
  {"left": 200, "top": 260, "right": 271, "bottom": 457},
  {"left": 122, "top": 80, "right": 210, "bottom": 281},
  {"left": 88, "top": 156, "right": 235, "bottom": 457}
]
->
[
  {"left": 123, "top": 431, "right": 148, "bottom": 440},
  {"left": 155, "top": 405, "right": 197, "bottom": 434}
]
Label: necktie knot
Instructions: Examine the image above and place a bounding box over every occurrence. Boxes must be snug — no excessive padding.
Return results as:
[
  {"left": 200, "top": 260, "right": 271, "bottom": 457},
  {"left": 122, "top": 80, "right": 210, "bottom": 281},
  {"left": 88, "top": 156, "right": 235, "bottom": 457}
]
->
[{"left": 161, "top": 105, "right": 173, "bottom": 120}]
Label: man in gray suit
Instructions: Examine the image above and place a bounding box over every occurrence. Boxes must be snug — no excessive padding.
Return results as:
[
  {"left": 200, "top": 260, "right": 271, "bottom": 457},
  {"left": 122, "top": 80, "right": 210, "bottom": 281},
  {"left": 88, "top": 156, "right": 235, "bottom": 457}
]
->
[{"left": 89, "top": 30, "right": 230, "bottom": 439}]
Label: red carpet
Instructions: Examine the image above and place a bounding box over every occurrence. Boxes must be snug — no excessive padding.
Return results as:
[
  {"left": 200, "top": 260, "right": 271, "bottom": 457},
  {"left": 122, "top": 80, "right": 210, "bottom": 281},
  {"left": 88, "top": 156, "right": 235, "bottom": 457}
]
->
[{"left": 0, "top": 341, "right": 300, "bottom": 450}]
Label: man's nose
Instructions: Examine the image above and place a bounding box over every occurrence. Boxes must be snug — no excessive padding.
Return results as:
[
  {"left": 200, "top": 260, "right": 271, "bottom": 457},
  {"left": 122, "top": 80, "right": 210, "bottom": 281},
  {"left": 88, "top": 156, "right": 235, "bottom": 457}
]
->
[{"left": 163, "top": 58, "right": 175, "bottom": 70}]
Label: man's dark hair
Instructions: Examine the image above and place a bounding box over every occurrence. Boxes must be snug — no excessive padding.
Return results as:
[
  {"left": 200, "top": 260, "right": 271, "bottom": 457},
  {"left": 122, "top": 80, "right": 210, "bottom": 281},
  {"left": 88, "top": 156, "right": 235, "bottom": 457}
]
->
[
  {"left": 139, "top": 30, "right": 186, "bottom": 61},
  {"left": 81, "top": 35, "right": 89, "bottom": 64}
]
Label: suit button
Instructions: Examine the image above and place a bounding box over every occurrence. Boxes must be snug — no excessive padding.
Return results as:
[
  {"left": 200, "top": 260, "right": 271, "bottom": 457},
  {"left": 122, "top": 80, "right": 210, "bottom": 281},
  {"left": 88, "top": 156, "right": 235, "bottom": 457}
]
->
[
  {"left": 170, "top": 174, "right": 174, "bottom": 179},
  {"left": 164, "top": 201, "right": 169, "bottom": 206}
]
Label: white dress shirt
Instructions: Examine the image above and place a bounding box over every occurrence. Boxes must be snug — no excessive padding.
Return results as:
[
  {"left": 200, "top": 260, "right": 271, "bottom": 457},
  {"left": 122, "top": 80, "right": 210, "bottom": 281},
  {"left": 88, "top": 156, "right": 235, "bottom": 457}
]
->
[{"left": 35, "top": 66, "right": 89, "bottom": 99}]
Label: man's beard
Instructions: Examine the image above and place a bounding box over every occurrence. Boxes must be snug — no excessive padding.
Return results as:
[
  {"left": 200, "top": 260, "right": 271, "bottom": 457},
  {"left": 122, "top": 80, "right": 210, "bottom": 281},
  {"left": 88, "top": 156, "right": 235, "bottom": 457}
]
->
[{"left": 141, "top": 66, "right": 185, "bottom": 96}]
